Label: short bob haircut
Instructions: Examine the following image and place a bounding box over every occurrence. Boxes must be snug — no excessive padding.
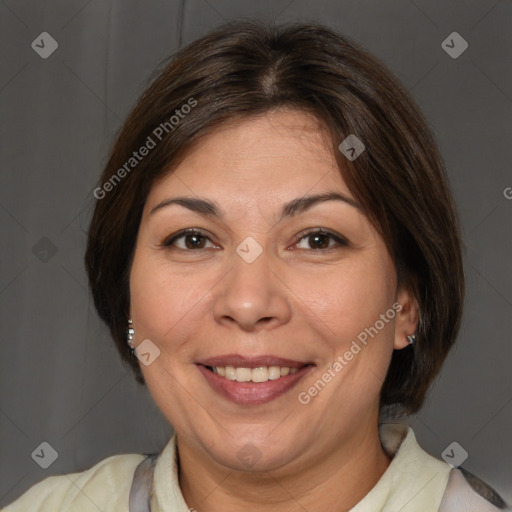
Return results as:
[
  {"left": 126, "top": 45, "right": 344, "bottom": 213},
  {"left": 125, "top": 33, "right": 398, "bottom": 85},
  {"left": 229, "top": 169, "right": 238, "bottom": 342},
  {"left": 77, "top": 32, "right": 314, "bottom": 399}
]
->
[{"left": 85, "top": 20, "right": 464, "bottom": 416}]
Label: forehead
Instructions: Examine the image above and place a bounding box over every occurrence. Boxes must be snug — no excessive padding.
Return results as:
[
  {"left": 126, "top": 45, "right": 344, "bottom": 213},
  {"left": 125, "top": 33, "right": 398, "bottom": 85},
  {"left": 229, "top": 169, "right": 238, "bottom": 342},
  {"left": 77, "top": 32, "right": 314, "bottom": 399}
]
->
[{"left": 146, "top": 108, "right": 352, "bottom": 208}]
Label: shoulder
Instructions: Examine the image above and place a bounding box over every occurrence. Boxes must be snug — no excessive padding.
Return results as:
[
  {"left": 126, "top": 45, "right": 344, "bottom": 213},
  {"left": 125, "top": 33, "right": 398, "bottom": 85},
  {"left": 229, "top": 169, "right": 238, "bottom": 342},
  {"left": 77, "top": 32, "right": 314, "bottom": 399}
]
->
[
  {"left": 378, "top": 423, "right": 510, "bottom": 511},
  {"left": 2, "top": 452, "right": 146, "bottom": 512},
  {"left": 438, "top": 466, "right": 511, "bottom": 511}
]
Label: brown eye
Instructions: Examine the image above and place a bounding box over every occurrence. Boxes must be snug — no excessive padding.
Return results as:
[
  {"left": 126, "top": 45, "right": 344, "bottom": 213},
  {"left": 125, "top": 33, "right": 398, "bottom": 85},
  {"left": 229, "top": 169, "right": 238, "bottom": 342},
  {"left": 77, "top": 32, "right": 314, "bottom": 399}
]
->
[
  {"left": 295, "top": 229, "right": 348, "bottom": 251},
  {"left": 162, "top": 229, "right": 215, "bottom": 250},
  {"left": 307, "top": 233, "right": 331, "bottom": 249}
]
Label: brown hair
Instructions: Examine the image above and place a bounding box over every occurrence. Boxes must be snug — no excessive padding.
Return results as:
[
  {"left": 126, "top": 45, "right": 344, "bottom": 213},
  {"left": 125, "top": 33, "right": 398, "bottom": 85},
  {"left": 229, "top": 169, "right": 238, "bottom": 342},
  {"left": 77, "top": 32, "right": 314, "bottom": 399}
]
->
[{"left": 85, "top": 20, "right": 464, "bottom": 416}]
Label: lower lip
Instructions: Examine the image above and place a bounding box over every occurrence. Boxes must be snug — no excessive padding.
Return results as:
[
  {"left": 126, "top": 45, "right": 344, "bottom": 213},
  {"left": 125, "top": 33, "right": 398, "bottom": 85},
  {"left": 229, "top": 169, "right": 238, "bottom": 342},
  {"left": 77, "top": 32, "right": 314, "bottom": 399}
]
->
[{"left": 197, "top": 365, "right": 313, "bottom": 405}]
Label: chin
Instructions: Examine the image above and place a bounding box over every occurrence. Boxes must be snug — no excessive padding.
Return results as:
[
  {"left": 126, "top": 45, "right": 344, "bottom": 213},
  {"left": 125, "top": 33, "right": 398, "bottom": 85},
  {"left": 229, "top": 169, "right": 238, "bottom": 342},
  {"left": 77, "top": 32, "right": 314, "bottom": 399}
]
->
[{"left": 212, "top": 444, "right": 295, "bottom": 473}]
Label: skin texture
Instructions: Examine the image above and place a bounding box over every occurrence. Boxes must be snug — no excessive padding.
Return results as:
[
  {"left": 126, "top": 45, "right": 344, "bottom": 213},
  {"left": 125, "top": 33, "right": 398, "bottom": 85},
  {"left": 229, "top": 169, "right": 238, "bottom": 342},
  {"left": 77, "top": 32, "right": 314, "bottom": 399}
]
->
[{"left": 129, "top": 108, "right": 419, "bottom": 512}]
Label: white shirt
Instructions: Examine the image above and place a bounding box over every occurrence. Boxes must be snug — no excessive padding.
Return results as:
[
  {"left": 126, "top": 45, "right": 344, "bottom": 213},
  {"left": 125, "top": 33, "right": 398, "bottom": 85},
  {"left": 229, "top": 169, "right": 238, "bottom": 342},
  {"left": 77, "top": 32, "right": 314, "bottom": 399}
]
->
[{"left": 2, "top": 423, "right": 508, "bottom": 511}]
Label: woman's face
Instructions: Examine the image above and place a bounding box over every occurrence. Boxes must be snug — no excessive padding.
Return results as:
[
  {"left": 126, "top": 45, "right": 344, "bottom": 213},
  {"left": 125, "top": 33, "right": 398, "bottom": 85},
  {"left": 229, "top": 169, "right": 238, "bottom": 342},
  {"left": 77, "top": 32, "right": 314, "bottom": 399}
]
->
[{"left": 129, "top": 108, "right": 416, "bottom": 472}]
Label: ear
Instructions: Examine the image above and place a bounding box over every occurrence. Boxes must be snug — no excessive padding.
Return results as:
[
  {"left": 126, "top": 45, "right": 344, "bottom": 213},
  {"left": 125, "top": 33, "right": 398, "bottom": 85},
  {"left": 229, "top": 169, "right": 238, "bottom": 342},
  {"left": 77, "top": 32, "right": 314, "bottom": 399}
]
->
[{"left": 394, "top": 287, "right": 419, "bottom": 350}]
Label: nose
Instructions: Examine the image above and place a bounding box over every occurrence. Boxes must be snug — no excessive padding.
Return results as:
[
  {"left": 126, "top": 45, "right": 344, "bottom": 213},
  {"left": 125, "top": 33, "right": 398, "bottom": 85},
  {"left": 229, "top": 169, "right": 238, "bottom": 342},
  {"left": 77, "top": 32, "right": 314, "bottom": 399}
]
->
[{"left": 212, "top": 246, "right": 292, "bottom": 332}]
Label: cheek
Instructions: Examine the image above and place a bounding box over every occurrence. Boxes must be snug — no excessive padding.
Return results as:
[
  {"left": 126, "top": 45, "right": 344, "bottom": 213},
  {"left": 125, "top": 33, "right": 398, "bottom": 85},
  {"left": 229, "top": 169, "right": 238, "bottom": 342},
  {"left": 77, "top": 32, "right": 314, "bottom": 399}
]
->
[
  {"left": 129, "top": 248, "right": 215, "bottom": 342},
  {"left": 292, "top": 255, "right": 396, "bottom": 346},
  {"left": 130, "top": 254, "right": 170, "bottom": 333}
]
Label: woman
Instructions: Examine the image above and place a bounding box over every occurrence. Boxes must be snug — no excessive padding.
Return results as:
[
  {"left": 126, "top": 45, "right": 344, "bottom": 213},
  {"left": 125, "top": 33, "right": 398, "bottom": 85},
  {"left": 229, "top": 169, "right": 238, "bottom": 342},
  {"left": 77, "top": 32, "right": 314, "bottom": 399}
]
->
[{"left": 4, "top": 20, "right": 509, "bottom": 512}]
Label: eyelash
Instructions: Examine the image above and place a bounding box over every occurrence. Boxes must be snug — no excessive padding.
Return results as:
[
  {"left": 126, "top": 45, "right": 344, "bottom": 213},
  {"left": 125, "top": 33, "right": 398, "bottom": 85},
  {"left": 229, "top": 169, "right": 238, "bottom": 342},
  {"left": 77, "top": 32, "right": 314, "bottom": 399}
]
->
[{"left": 161, "top": 228, "right": 348, "bottom": 252}]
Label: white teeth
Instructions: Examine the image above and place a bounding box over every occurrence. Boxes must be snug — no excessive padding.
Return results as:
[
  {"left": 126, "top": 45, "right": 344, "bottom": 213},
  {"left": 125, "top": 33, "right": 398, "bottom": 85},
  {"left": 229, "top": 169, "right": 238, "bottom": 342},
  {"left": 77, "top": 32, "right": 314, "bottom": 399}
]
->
[
  {"left": 251, "top": 367, "right": 268, "bottom": 383},
  {"left": 268, "top": 366, "right": 281, "bottom": 380},
  {"left": 225, "top": 366, "right": 236, "bottom": 380},
  {"left": 211, "top": 365, "right": 303, "bottom": 382},
  {"left": 235, "top": 367, "right": 252, "bottom": 382}
]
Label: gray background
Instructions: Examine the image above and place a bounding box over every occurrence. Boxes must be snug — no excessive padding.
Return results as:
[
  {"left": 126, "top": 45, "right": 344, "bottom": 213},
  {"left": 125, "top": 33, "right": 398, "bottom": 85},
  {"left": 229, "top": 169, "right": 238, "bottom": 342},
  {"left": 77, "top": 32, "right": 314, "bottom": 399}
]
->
[{"left": 1, "top": 0, "right": 511, "bottom": 506}]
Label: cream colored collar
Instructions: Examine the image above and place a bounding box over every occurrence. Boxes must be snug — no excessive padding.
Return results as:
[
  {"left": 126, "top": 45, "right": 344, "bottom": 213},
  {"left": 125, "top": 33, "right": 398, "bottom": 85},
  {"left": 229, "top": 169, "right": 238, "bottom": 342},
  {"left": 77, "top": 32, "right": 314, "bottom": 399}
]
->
[{"left": 151, "top": 423, "right": 452, "bottom": 512}]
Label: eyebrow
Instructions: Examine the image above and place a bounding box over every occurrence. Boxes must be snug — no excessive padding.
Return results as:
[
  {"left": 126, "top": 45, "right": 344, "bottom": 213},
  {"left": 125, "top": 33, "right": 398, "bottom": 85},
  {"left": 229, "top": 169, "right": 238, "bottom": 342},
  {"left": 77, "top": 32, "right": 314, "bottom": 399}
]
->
[{"left": 149, "top": 192, "right": 361, "bottom": 220}]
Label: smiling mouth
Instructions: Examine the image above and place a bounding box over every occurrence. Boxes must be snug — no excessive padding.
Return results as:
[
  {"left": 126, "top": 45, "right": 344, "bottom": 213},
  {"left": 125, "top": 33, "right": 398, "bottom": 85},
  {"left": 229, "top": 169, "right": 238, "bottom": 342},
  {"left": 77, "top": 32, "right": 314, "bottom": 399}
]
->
[
  {"left": 203, "top": 364, "right": 310, "bottom": 383},
  {"left": 197, "top": 358, "right": 315, "bottom": 405}
]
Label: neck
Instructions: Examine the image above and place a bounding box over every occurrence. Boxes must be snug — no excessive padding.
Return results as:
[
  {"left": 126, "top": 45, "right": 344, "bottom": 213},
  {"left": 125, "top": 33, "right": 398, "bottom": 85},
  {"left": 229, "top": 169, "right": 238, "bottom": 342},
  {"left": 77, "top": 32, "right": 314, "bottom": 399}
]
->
[{"left": 177, "top": 422, "right": 391, "bottom": 512}]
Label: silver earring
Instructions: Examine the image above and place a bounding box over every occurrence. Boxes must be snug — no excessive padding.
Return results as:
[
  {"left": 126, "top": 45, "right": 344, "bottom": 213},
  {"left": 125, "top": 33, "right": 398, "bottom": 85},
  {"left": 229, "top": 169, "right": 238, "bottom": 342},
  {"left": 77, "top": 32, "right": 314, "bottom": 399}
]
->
[
  {"left": 127, "top": 319, "right": 135, "bottom": 352},
  {"left": 407, "top": 333, "right": 416, "bottom": 344}
]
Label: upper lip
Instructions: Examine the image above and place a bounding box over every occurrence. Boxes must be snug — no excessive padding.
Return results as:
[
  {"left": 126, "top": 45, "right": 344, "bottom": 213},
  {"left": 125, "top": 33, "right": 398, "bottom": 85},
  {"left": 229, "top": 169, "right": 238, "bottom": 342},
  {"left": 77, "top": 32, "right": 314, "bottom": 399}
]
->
[{"left": 197, "top": 354, "right": 313, "bottom": 369}]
